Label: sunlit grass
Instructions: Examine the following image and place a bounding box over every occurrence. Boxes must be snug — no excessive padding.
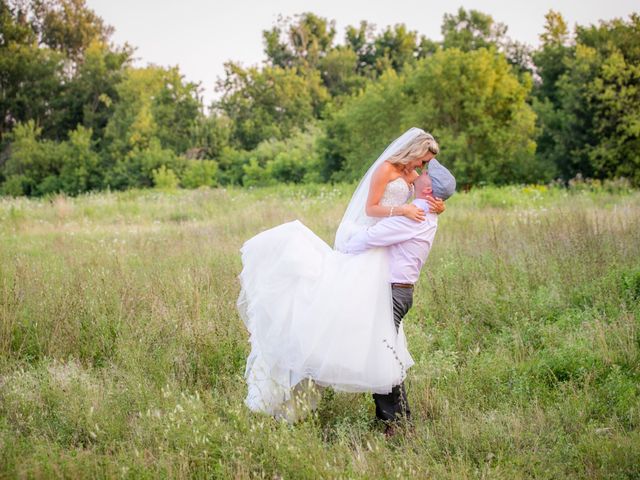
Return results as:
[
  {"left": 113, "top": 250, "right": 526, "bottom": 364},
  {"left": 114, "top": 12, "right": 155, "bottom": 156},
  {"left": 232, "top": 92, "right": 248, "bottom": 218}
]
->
[{"left": 1, "top": 184, "right": 639, "bottom": 478}]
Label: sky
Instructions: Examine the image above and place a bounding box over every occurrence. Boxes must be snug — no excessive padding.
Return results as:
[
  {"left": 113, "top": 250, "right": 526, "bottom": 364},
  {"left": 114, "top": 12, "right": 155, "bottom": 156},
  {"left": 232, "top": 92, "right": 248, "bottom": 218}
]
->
[{"left": 86, "top": 0, "right": 638, "bottom": 106}]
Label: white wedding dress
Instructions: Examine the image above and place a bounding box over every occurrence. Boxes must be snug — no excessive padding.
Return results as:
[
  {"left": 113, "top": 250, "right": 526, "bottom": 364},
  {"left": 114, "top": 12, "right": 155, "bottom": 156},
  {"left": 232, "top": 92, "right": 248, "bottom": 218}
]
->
[{"left": 237, "top": 177, "right": 416, "bottom": 422}]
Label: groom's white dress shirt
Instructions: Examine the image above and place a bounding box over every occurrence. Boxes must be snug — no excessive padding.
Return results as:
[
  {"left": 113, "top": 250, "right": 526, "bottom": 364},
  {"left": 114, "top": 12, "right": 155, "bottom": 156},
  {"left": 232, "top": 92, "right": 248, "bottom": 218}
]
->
[{"left": 344, "top": 198, "right": 438, "bottom": 284}]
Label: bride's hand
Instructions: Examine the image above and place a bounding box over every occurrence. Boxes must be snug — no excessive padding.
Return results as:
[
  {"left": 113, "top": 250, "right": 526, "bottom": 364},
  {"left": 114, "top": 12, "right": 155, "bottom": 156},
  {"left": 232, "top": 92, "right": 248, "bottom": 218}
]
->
[{"left": 400, "top": 204, "right": 426, "bottom": 222}]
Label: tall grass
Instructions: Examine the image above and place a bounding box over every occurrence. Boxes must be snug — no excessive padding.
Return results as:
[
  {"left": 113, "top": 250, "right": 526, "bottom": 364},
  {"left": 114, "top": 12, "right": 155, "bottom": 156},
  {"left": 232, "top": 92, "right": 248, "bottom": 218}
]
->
[{"left": 1, "top": 184, "right": 639, "bottom": 479}]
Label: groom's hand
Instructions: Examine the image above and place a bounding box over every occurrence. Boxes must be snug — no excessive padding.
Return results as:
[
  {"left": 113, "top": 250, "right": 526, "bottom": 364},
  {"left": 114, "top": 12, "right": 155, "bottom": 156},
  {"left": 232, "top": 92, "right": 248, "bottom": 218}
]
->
[{"left": 427, "top": 197, "right": 445, "bottom": 214}]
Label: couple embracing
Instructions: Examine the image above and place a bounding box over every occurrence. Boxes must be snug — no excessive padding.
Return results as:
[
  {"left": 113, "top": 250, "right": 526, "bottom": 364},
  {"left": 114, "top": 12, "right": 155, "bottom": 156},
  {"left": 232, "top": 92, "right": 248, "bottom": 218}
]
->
[{"left": 237, "top": 127, "right": 456, "bottom": 433}]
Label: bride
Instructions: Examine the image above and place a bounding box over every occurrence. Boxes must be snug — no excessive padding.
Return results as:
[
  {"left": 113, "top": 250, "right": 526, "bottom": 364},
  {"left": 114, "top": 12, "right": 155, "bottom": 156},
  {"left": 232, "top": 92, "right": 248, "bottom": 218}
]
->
[{"left": 237, "top": 127, "right": 443, "bottom": 422}]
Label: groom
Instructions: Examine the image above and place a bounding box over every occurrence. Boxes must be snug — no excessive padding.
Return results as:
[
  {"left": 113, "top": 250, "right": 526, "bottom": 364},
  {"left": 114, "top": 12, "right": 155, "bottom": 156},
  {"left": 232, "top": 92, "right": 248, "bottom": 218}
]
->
[{"left": 344, "top": 159, "right": 456, "bottom": 434}]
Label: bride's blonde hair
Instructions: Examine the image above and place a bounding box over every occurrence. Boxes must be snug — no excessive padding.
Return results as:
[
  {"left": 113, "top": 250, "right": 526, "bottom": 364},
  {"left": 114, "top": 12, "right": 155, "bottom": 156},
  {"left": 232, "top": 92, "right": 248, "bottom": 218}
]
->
[{"left": 386, "top": 131, "right": 439, "bottom": 165}]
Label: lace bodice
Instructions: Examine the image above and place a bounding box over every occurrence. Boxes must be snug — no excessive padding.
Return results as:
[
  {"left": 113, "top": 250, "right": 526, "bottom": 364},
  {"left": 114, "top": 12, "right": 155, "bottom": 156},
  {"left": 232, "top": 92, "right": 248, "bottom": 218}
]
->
[
  {"left": 358, "top": 177, "right": 413, "bottom": 228},
  {"left": 379, "top": 177, "right": 413, "bottom": 207}
]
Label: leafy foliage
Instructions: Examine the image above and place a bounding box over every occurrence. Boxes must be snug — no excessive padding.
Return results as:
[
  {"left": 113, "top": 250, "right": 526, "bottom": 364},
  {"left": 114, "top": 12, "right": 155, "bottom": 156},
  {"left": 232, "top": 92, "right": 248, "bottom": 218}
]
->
[
  {"left": 215, "top": 62, "right": 328, "bottom": 151},
  {"left": 241, "top": 126, "right": 324, "bottom": 186},
  {"left": 1, "top": 4, "right": 639, "bottom": 195},
  {"left": 441, "top": 7, "right": 507, "bottom": 52},
  {"left": 323, "top": 48, "right": 541, "bottom": 186},
  {"left": 151, "top": 164, "right": 179, "bottom": 190},
  {"left": 533, "top": 12, "right": 640, "bottom": 184},
  {"left": 180, "top": 159, "right": 219, "bottom": 189}
]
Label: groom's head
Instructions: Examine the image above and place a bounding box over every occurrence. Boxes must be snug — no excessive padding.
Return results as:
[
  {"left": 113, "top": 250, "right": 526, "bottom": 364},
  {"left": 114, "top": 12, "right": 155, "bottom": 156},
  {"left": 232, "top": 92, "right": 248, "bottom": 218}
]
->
[
  {"left": 415, "top": 158, "right": 456, "bottom": 200},
  {"left": 414, "top": 172, "right": 433, "bottom": 200}
]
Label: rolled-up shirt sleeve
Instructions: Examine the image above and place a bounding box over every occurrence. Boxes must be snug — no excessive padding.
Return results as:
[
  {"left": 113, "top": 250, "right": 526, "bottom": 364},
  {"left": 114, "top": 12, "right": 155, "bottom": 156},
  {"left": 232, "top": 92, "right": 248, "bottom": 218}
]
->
[{"left": 344, "top": 216, "right": 418, "bottom": 254}]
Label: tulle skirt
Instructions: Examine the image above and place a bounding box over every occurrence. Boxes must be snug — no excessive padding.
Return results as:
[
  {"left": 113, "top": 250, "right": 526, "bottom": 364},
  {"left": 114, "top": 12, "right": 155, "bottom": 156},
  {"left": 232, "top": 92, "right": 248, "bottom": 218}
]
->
[{"left": 237, "top": 220, "right": 414, "bottom": 421}]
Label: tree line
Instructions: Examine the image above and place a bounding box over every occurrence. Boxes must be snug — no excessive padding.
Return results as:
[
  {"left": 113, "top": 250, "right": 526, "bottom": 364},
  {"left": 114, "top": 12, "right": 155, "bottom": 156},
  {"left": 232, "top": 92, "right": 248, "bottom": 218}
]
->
[{"left": 1, "top": 1, "right": 638, "bottom": 196}]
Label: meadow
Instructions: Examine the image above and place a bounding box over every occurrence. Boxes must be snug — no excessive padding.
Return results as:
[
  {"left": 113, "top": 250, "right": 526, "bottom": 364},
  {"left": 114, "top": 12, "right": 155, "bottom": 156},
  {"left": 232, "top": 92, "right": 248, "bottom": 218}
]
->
[{"left": 1, "top": 183, "right": 639, "bottom": 479}]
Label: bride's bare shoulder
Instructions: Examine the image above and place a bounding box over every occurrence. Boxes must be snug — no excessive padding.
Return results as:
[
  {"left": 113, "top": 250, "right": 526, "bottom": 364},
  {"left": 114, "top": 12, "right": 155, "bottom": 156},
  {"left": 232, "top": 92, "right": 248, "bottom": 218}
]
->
[
  {"left": 373, "top": 161, "right": 396, "bottom": 179},
  {"left": 368, "top": 162, "right": 397, "bottom": 203}
]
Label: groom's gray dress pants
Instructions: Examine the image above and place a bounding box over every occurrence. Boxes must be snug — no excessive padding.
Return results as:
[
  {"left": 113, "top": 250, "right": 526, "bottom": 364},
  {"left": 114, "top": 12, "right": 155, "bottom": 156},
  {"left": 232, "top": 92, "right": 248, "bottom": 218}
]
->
[{"left": 373, "top": 285, "right": 413, "bottom": 423}]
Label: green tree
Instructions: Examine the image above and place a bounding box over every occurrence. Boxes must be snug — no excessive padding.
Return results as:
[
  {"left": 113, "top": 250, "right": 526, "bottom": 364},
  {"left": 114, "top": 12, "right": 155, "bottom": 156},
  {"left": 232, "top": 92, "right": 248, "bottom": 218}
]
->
[
  {"left": 151, "top": 67, "right": 201, "bottom": 154},
  {"left": 574, "top": 14, "right": 640, "bottom": 183},
  {"left": 323, "top": 48, "right": 540, "bottom": 186},
  {"left": 531, "top": 10, "right": 573, "bottom": 178},
  {"left": 1, "top": 120, "right": 48, "bottom": 195},
  {"left": 344, "top": 21, "right": 433, "bottom": 78},
  {"left": 317, "top": 46, "right": 366, "bottom": 98},
  {"left": 533, "top": 12, "right": 640, "bottom": 184},
  {"left": 263, "top": 12, "right": 336, "bottom": 70},
  {"left": 0, "top": 40, "right": 63, "bottom": 141},
  {"left": 103, "top": 67, "right": 163, "bottom": 155},
  {"left": 57, "top": 124, "right": 100, "bottom": 194},
  {"left": 29, "top": 0, "right": 113, "bottom": 63},
  {"left": 533, "top": 10, "right": 571, "bottom": 104},
  {"left": 371, "top": 24, "right": 420, "bottom": 73},
  {"left": 50, "top": 40, "right": 132, "bottom": 142},
  {"left": 191, "top": 113, "right": 232, "bottom": 160},
  {"left": 0, "top": 0, "right": 128, "bottom": 144},
  {"left": 320, "top": 68, "right": 406, "bottom": 181},
  {"left": 103, "top": 66, "right": 200, "bottom": 157},
  {"left": 441, "top": 8, "right": 507, "bottom": 52},
  {"left": 0, "top": 2, "right": 65, "bottom": 141},
  {"left": 344, "top": 20, "right": 377, "bottom": 77},
  {"left": 215, "top": 62, "right": 328, "bottom": 150}
]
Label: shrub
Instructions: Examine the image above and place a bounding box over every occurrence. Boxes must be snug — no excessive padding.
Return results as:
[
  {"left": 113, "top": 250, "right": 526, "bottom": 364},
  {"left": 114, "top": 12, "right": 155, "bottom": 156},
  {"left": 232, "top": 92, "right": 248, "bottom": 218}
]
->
[
  {"left": 240, "top": 126, "right": 324, "bottom": 186},
  {"left": 103, "top": 139, "right": 180, "bottom": 190},
  {"left": 180, "top": 159, "right": 219, "bottom": 189},
  {"left": 152, "top": 165, "right": 179, "bottom": 190},
  {"left": 0, "top": 175, "right": 32, "bottom": 196},
  {"left": 58, "top": 126, "right": 101, "bottom": 195}
]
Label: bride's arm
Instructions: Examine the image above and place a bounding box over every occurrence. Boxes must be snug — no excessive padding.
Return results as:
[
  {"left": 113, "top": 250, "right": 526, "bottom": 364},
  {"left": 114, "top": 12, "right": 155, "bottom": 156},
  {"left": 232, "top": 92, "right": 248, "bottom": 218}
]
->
[{"left": 365, "top": 163, "right": 425, "bottom": 222}]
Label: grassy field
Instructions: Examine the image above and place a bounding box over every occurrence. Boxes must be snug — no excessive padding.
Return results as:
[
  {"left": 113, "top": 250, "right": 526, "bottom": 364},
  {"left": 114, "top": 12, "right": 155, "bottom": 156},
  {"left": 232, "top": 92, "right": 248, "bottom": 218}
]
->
[{"left": 1, "top": 183, "right": 639, "bottom": 479}]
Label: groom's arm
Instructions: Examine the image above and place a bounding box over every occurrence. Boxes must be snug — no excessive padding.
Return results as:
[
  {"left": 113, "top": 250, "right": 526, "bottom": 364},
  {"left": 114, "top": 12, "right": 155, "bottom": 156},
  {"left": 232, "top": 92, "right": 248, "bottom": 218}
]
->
[{"left": 344, "top": 215, "right": 430, "bottom": 254}]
